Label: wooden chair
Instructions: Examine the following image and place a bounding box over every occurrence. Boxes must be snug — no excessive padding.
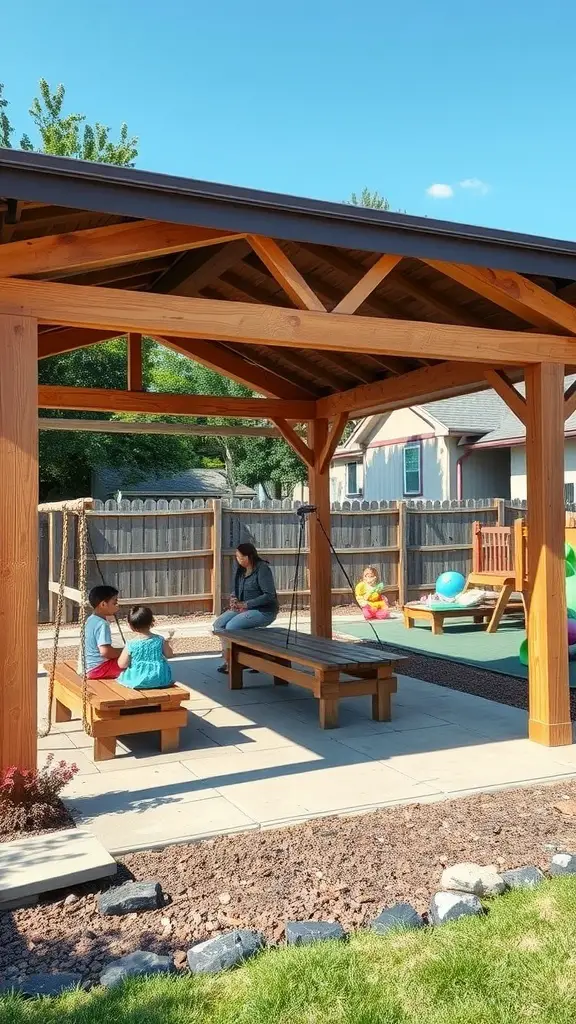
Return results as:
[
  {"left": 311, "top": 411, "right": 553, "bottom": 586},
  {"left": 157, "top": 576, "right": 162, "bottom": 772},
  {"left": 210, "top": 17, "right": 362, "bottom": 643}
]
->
[{"left": 464, "top": 521, "right": 528, "bottom": 633}]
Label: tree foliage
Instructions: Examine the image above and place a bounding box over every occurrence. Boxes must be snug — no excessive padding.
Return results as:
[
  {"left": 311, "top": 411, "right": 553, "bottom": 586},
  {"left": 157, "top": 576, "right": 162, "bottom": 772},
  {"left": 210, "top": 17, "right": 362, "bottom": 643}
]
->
[{"left": 348, "top": 188, "right": 391, "bottom": 210}]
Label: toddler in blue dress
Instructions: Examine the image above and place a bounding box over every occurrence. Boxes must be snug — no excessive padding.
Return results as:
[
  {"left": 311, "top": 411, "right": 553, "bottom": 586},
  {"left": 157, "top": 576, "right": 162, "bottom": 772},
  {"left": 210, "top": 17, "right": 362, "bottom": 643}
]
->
[{"left": 118, "top": 605, "right": 174, "bottom": 689}]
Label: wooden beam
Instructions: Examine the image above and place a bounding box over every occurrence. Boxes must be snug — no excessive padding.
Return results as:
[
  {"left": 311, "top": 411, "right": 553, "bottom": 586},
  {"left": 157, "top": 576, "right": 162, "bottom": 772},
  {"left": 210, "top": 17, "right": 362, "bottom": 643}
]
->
[
  {"left": 308, "top": 420, "right": 332, "bottom": 638},
  {"left": 0, "top": 220, "right": 243, "bottom": 279},
  {"left": 3, "top": 278, "right": 575, "bottom": 366},
  {"left": 128, "top": 333, "right": 142, "bottom": 391},
  {"left": 332, "top": 254, "right": 401, "bottom": 314},
  {"left": 270, "top": 418, "right": 315, "bottom": 467},
  {"left": 38, "top": 385, "right": 314, "bottom": 420},
  {"left": 317, "top": 414, "right": 348, "bottom": 474},
  {"left": 525, "top": 362, "right": 571, "bottom": 745},
  {"left": 0, "top": 315, "right": 38, "bottom": 771},
  {"left": 153, "top": 239, "right": 251, "bottom": 296},
  {"left": 38, "top": 418, "right": 281, "bottom": 437},
  {"left": 222, "top": 341, "right": 323, "bottom": 396},
  {"left": 153, "top": 336, "right": 315, "bottom": 400},
  {"left": 483, "top": 368, "right": 526, "bottom": 424},
  {"left": 425, "top": 260, "right": 576, "bottom": 334},
  {"left": 38, "top": 328, "right": 123, "bottom": 359},
  {"left": 565, "top": 379, "right": 576, "bottom": 420},
  {"left": 246, "top": 235, "right": 325, "bottom": 311},
  {"left": 317, "top": 361, "right": 494, "bottom": 418}
]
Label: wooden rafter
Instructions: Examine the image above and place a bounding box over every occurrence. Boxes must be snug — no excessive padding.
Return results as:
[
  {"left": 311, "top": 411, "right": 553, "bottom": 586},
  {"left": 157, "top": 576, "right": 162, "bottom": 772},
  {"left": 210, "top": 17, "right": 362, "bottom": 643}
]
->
[
  {"left": 0, "top": 220, "right": 243, "bottom": 279},
  {"left": 317, "top": 414, "right": 348, "bottom": 473},
  {"left": 270, "top": 418, "right": 314, "bottom": 467},
  {"left": 4, "top": 278, "right": 575, "bottom": 366},
  {"left": 565, "top": 379, "right": 576, "bottom": 420},
  {"left": 483, "top": 368, "right": 526, "bottom": 424},
  {"left": 38, "top": 386, "right": 315, "bottom": 420},
  {"left": 128, "top": 333, "right": 142, "bottom": 391},
  {"left": 424, "top": 260, "right": 576, "bottom": 334},
  {"left": 221, "top": 341, "right": 323, "bottom": 395},
  {"left": 38, "top": 418, "right": 281, "bottom": 438},
  {"left": 332, "top": 255, "right": 401, "bottom": 314},
  {"left": 246, "top": 235, "right": 325, "bottom": 311},
  {"left": 317, "top": 361, "right": 495, "bottom": 418},
  {"left": 152, "top": 239, "right": 251, "bottom": 296},
  {"left": 38, "top": 328, "right": 122, "bottom": 359}
]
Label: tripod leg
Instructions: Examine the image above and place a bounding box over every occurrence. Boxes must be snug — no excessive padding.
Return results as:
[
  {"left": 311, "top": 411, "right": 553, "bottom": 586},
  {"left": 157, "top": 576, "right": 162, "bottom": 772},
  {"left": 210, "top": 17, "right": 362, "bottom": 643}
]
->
[{"left": 286, "top": 516, "right": 305, "bottom": 647}]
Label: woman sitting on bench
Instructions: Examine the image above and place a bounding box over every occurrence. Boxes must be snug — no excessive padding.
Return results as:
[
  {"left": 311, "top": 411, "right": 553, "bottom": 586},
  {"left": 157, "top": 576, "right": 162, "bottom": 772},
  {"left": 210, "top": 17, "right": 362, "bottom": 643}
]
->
[
  {"left": 118, "top": 605, "right": 175, "bottom": 689},
  {"left": 213, "top": 542, "right": 279, "bottom": 673}
]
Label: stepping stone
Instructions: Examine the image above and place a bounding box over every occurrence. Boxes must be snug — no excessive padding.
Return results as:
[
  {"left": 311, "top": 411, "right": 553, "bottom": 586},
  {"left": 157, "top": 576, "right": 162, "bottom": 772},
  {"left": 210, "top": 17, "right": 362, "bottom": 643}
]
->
[
  {"left": 0, "top": 973, "right": 82, "bottom": 998},
  {"left": 187, "top": 929, "right": 266, "bottom": 974},
  {"left": 371, "top": 902, "right": 424, "bottom": 935},
  {"left": 286, "top": 921, "right": 346, "bottom": 945},
  {"left": 98, "top": 881, "right": 163, "bottom": 916},
  {"left": 430, "top": 891, "right": 483, "bottom": 925},
  {"left": 0, "top": 829, "right": 116, "bottom": 906},
  {"left": 100, "top": 950, "right": 174, "bottom": 987},
  {"left": 502, "top": 866, "right": 545, "bottom": 889},
  {"left": 440, "top": 863, "right": 506, "bottom": 897},
  {"left": 549, "top": 852, "right": 576, "bottom": 876}
]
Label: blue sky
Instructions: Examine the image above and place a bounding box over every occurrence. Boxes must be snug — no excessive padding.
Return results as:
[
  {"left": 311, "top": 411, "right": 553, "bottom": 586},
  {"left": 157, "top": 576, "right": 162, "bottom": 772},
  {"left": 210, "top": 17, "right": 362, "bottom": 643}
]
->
[{"left": 2, "top": 0, "right": 575, "bottom": 239}]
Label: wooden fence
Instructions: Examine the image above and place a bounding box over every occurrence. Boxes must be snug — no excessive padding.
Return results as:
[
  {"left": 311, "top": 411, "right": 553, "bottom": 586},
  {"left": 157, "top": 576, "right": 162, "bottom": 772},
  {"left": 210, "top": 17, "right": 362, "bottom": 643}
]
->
[{"left": 36, "top": 496, "right": 573, "bottom": 622}]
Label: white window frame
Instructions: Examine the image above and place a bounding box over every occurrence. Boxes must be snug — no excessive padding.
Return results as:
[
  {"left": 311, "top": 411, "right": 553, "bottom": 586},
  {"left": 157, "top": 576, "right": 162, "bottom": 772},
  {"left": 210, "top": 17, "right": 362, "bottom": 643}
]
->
[
  {"left": 403, "top": 442, "right": 422, "bottom": 496},
  {"left": 346, "top": 461, "right": 361, "bottom": 496}
]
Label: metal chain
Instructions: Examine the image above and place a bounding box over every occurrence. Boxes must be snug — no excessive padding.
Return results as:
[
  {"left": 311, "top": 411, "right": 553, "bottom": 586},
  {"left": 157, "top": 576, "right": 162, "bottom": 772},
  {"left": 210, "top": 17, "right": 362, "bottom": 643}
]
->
[
  {"left": 39, "top": 511, "right": 69, "bottom": 738},
  {"left": 76, "top": 509, "right": 93, "bottom": 737}
]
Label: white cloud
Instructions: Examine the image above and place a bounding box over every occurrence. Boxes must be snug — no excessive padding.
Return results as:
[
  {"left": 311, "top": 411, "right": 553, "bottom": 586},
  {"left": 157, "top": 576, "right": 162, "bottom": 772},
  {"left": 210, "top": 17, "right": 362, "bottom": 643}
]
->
[
  {"left": 459, "top": 177, "right": 489, "bottom": 195},
  {"left": 426, "top": 183, "right": 454, "bottom": 199}
]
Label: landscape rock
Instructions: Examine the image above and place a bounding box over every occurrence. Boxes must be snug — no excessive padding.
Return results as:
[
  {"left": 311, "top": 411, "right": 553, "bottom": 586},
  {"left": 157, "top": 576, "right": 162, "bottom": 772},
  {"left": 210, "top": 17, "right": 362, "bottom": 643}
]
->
[
  {"left": 430, "top": 891, "right": 483, "bottom": 925},
  {"left": 98, "top": 881, "right": 163, "bottom": 916},
  {"left": 0, "top": 973, "right": 82, "bottom": 998},
  {"left": 370, "top": 902, "right": 424, "bottom": 935},
  {"left": 440, "top": 863, "right": 506, "bottom": 897},
  {"left": 285, "top": 921, "right": 346, "bottom": 945},
  {"left": 100, "top": 950, "right": 174, "bottom": 988},
  {"left": 502, "top": 866, "right": 545, "bottom": 889},
  {"left": 186, "top": 929, "right": 266, "bottom": 974},
  {"left": 549, "top": 852, "right": 576, "bottom": 876}
]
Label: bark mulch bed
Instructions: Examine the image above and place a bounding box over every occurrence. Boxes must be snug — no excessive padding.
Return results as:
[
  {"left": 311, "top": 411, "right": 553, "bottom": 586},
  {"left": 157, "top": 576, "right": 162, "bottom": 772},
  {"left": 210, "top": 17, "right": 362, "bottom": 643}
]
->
[{"left": 4, "top": 778, "right": 576, "bottom": 981}]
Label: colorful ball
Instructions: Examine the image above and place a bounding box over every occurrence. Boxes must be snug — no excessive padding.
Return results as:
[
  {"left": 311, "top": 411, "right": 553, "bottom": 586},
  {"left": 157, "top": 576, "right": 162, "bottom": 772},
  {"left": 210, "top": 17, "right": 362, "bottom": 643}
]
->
[
  {"left": 435, "top": 571, "right": 466, "bottom": 599},
  {"left": 566, "top": 543, "right": 576, "bottom": 569},
  {"left": 519, "top": 639, "right": 528, "bottom": 666}
]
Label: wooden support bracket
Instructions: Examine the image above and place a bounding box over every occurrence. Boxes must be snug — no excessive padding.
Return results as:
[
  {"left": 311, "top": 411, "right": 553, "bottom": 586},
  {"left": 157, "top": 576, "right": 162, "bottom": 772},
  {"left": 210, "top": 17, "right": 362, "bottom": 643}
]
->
[
  {"left": 565, "top": 379, "right": 576, "bottom": 420},
  {"left": 246, "top": 235, "right": 326, "bottom": 311},
  {"left": 271, "top": 418, "right": 315, "bottom": 467},
  {"left": 484, "top": 368, "right": 527, "bottom": 423},
  {"left": 316, "top": 414, "right": 348, "bottom": 473},
  {"left": 332, "top": 255, "right": 401, "bottom": 314}
]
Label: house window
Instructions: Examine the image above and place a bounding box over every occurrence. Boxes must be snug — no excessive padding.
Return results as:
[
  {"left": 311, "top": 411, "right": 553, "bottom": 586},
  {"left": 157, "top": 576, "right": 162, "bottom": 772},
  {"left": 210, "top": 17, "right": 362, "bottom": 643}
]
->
[
  {"left": 403, "top": 442, "right": 422, "bottom": 496},
  {"left": 346, "top": 462, "right": 361, "bottom": 496},
  {"left": 566, "top": 482, "right": 575, "bottom": 504}
]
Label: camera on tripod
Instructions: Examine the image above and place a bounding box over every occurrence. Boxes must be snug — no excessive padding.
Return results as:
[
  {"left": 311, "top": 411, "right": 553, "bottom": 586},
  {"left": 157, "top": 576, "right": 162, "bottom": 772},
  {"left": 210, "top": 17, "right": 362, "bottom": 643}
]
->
[{"left": 295, "top": 504, "right": 317, "bottom": 518}]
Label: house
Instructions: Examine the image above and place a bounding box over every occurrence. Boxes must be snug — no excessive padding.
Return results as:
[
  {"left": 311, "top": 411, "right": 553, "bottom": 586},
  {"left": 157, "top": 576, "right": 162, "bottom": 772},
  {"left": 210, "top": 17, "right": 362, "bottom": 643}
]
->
[
  {"left": 330, "top": 376, "right": 576, "bottom": 503},
  {"left": 93, "top": 468, "right": 256, "bottom": 502}
]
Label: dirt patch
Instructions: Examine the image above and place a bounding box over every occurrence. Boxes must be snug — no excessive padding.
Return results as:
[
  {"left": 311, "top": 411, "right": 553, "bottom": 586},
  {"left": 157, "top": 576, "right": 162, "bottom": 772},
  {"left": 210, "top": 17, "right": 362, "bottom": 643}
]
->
[
  {"left": 0, "top": 799, "right": 74, "bottom": 845},
  {"left": 3, "top": 778, "right": 576, "bottom": 980}
]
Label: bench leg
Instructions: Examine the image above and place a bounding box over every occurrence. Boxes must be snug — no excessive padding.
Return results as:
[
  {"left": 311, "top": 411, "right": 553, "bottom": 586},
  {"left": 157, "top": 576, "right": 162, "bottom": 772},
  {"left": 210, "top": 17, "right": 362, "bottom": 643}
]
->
[
  {"left": 372, "top": 682, "right": 392, "bottom": 722},
  {"left": 229, "top": 644, "right": 243, "bottom": 690},
  {"left": 319, "top": 698, "right": 339, "bottom": 729},
  {"left": 94, "top": 736, "right": 116, "bottom": 761},
  {"left": 161, "top": 728, "right": 180, "bottom": 753},
  {"left": 54, "top": 698, "right": 72, "bottom": 723},
  {"left": 403, "top": 612, "right": 413, "bottom": 629},
  {"left": 486, "top": 584, "right": 513, "bottom": 634},
  {"left": 431, "top": 614, "right": 444, "bottom": 635}
]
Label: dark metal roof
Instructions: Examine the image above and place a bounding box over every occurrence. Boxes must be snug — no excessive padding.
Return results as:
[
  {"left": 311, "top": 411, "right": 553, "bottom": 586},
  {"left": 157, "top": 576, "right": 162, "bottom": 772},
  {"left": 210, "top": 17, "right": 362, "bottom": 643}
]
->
[{"left": 3, "top": 148, "right": 576, "bottom": 276}]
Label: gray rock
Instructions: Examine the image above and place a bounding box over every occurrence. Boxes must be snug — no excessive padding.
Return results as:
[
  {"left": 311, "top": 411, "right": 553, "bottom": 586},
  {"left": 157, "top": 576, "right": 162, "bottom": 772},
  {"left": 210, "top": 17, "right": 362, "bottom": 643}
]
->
[
  {"left": 502, "top": 866, "right": 545, "bottom": 890},
  {"left": 371, "top": 902, "right": 424, "bottom": 935},
  {"left": 186, "top": 929, "right": 266, "bottom": 974},
  {"left": 430, "top": 891, "right": 483, "bottom": 925},
  {"left": 285, "top": 921, "right": 346, "bottom": 946},
  {"left": 549, "top": 852, "right": 576, "bottom": 876},
  {"left": 98, "top": 881, "right": 163, "bottom": 916},
  {"left": 440, "top": 863, "right": 506, "bottom": 897},
  {"left": 0, "top": 973, "right": 82, "bottom": 998},
  {"left": 100, "top": 950, "right": 175, "bottom": 988}
]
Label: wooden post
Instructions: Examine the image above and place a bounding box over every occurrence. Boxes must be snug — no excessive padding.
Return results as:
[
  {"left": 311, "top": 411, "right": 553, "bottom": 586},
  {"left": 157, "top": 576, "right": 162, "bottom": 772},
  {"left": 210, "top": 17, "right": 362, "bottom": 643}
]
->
[
  {"left": 212, "top": 498, "right": 223, "bottom": 614},
  {"left": 308, "top": 419, "right": 332, "bottom": 637},
  {"left": 525, "top": 363, "right": 571, "bottom": 746},
  {"left": 495, "top": 498, "right": 506, "bottom": 526},
  {"left": 397, "top": 501, "right": 407, "bottom": 607},
  {"left": 128, "top": 333, "right": 142, "bottom": 391},
  {"left": 0, "top": 315, "right": 38, "bottom": 771}
]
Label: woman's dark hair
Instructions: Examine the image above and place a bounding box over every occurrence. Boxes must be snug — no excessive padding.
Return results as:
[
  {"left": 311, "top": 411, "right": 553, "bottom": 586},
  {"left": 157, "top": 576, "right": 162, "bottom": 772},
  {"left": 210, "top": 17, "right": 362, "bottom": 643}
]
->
[
  {"left": 128, "top": 605, "right": 154, "bottom": 630},
  {"left": 236, "top": 542, "right": 261, "bottom": 567}
]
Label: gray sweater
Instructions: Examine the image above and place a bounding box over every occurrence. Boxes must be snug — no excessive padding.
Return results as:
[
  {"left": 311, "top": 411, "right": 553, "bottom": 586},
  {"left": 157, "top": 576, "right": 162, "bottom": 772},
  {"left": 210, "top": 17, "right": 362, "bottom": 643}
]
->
[{"left": 234, "top": 561, "right": 279, "bottom": 613}]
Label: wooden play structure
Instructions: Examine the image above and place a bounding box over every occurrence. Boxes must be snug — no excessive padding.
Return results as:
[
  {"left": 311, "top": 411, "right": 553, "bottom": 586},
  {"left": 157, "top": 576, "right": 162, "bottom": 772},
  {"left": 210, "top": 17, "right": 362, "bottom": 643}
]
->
[
  {"left": 402, "top": 600, "right": 522, "bottom": 636},
  {"left": 2, "top": 149, "right": 576, "bottom": 761}
]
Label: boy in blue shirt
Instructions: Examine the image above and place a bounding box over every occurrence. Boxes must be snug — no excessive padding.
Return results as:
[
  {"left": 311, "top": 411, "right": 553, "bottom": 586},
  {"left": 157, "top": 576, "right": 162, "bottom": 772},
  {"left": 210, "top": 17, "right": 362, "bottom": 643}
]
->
[{"left": 79, "top": 585, "right": 124, "bottom": 679}]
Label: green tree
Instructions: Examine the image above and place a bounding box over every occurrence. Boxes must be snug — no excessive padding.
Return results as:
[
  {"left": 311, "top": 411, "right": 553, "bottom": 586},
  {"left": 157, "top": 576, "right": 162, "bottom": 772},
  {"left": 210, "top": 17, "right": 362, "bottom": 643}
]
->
[{"left": 348, "top": 188, "right": 391, "bottom": 210}]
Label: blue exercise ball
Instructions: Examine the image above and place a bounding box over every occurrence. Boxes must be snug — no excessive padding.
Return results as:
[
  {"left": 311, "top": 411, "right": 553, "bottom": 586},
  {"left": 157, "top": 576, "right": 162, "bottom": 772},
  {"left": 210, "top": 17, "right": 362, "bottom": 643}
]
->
[{"left": 436, "top": 571, "right": 465, "bottom": 599}]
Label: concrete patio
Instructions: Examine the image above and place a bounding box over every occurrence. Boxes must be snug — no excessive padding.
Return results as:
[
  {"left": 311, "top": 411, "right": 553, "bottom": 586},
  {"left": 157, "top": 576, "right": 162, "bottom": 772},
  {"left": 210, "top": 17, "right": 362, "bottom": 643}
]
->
[{"left": 38, "top": 650, "right": 576, "bottom": 855}]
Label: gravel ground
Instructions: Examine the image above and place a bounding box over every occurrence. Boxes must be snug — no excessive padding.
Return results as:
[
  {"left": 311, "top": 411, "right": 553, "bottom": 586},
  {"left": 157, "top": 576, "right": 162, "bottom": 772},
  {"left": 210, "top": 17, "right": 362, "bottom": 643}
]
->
[{"left": 3, "top": 779, "right": 576, "bottom": 982}]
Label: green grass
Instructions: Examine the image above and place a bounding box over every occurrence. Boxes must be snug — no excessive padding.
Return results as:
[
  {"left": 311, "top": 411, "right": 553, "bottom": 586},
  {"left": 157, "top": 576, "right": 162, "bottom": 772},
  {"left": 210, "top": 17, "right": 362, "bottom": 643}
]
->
[{"left": 4, "top": 878, "right": 576, "bottom": 1024}]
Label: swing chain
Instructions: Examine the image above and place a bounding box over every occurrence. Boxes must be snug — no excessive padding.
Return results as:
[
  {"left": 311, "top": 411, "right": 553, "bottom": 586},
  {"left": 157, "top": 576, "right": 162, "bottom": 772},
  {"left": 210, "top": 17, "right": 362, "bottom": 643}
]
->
[{"left": 40, "top": 511, "right": 69, "bottom": 738}]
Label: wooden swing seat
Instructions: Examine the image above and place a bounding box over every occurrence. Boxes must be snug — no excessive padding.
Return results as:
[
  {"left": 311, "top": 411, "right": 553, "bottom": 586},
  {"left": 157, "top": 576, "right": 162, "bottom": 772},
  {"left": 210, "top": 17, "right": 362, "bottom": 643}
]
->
[{"left": 45, "top": 661, "right": 189, "bottom": 761}]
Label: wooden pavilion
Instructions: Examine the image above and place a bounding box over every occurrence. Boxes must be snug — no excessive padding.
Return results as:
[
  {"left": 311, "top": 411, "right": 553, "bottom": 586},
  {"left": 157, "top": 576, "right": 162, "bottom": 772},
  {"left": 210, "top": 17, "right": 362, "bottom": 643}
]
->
[{"left": 1, "top": 149, "right": 576, "bottom": 770}]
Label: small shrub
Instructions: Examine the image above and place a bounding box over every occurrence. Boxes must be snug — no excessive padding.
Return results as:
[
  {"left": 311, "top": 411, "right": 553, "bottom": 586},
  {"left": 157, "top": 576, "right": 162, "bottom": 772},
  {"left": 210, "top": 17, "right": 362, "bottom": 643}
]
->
[{"left": 0, "top": 754, "right": 78, "bottom": 832}]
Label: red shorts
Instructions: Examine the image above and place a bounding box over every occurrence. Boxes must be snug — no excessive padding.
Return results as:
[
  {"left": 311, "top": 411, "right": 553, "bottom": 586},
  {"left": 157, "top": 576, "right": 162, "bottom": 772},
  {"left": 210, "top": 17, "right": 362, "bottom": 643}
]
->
[{"left": 87, "top": 659, "right": 121, "bottom": 679}]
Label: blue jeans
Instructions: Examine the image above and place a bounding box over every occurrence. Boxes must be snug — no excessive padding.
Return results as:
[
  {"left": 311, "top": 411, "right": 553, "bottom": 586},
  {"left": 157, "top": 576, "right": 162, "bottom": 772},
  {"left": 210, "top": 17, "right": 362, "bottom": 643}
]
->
[{"left": 213, "top": 608, "right": 277, "bottom": 632}]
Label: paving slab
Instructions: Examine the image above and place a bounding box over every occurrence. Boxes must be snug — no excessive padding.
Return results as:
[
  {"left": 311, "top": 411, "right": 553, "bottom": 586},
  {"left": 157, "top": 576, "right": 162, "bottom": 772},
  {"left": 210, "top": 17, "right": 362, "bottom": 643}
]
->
[{"left": 0, "top": 829, "right": 116, "bottom": 903}]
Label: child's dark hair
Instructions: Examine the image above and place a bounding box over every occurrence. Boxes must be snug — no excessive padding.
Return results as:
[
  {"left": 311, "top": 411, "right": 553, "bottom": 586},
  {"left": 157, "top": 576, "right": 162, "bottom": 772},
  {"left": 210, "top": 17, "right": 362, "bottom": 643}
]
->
[
  {"left": 128, "top": 605, "right": 154, "bottom": 630},
  {"left": 89, "top": 585, "right": 119, "bottom": 609}
]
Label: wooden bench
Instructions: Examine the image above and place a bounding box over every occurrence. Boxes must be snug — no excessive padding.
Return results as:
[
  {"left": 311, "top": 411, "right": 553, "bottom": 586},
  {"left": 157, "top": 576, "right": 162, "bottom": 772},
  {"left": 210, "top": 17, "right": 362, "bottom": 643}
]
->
[
  {"left": 45, "top": 661, "right": 189, "bottom": 761},
  {"left": 215, "top": 627, "right": 404, "bottom": 729},
  {"left": 403, "top": 601, "right": 524, "bottom": 636}
]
